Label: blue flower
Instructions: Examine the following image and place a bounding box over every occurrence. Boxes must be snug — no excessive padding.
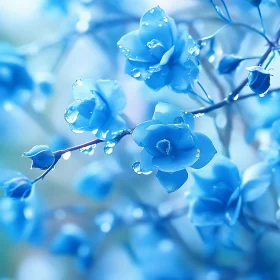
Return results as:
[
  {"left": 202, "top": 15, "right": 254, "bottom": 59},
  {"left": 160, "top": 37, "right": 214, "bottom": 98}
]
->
[
  {"left": 0, "top": 43, "right": 34, "bottom": 102},
  {"left": 247, "top": 66, "right": 271, "bottom": 95},
  {"left": 188, "top": 156, "right": 272, "bottom": 226},
  {"left": 50, "top": 224, "right": 93, "bottom": 271},
  {"left": 75, "top": 163, "right": 113, "bottom": 200},
  {"left": 23, "top": 145, "right": 55, "bottom": 170},
  {"left": 247, "top": 0, "right": 262, "bottom": 6},
  {"left": 217, "top": 55, "right": 242, "bottom": 74},
  {"left": 3, "top": 177, "right": 33, "bottom": 199},
  {"left": 64, "top": 79, "right": 127, "bottom": 139},
  {"left": 133, "top": 102, "right": 216, "bottom": 193},
  {"left": 117, "top": 6, "right": 200, "bottom": 93}
]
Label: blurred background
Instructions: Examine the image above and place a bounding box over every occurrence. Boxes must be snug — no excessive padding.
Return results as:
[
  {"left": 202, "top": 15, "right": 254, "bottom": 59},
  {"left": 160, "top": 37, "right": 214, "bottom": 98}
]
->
[{"left": 0, "top": 0, "right": 280, "bottom": 279}]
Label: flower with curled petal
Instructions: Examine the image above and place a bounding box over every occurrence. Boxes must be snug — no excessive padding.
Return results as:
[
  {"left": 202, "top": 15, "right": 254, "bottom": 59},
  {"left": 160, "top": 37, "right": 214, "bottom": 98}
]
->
[
  {"left": 133, "top": 102, "right": 216, "bottom": 193},
  {"left": 0, "top": 43, "right": 34, "bottom": 102},
  {"left": 117, "top": 6, "right": 200, "bottom": 93},
  {"left": 188, "top": 156, "right": 272, "bottom": 226},
  {"left": 64, "top": 79, "right": 127, "bottom": 139},
  {"left": 23, "top": 145, "right": 55, "bottom": 170}
]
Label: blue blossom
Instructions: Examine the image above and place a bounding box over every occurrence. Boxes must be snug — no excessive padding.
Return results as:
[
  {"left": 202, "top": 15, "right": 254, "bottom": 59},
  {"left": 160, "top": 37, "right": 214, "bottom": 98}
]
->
[
  {"left": 248, "top": 0, "right": 262, "bottom": 6},
  {"left": 0, "top": 43, "right": 34, "bottom": 103},
  {"left": 117, "top": 6, "right": 200, "bottom": 93},
  {"left": 188, "top": 156, "right": 272, "bottom": 226},
  {"left": 64, "top": 79, "right": 127, "bottom": 139},
  {"left": 217, "top": 55, "right": 242, "bottom": 74},
  {"left": 133, "top": 102, "right": 216, "bottom": 193},
  {"left": 75, "top": 163, "right": 113, "bottom": 200},
  {"left": 50, "top": 224, "right": 93, "bottom": 271},
  {"left": 3, "top": 177, "right": 33, "bottom": 199},
  {"left": 23, "top": 145, "right": 55, "bottom": 170},
  {"left": 247, "top": 66, "right": 271, "bottom": 95}
]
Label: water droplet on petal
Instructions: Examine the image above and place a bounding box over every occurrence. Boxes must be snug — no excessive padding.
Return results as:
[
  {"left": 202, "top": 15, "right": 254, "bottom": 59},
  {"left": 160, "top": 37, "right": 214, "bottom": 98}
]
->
[
  {"left": 65, "top": 106, "right": 78, "bottom": 124},
  {"left": 149, "top": 8, "right": 154, "bottom": 13},
  {"left": 132, "top": 161, "right": 152, "bottom": 175},
  {"left": 163, "top": 17, "right": 168, "bottom": 23},
  {"left": 132, "top": 161, "right": 142, "bottom": 174},
  {"left": 131, "top": 68, "right": 141, "bottom": 79},
  {"left": 104, "top": 146, "right": 113, "bottom": 154},
  {"left": 147, "top": 39, "right": 163, "bottom": 49}
]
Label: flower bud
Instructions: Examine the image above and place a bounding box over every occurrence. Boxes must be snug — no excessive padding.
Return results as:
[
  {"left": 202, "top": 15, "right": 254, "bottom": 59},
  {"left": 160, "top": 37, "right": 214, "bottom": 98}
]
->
[
  {"left": 247, "top": 66, "right": 271, "bottom": 95},
  {"left": 4, "top": 177, "right": 32, "bottom": 199},
  {"left": 217, "top": 55, "right": 242, "bottom": 74},
  {"left": 247, "top": 0, "right": 262, "bottom": 6},
  {"left": 23, "top": 145, "right": 55, "bottom": 170}
]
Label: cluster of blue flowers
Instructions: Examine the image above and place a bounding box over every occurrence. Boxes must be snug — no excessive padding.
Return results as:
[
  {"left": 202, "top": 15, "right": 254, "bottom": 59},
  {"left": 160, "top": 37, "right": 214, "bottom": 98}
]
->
[{"left": 1, "top": 0, "right": 280, "bottom": 278}]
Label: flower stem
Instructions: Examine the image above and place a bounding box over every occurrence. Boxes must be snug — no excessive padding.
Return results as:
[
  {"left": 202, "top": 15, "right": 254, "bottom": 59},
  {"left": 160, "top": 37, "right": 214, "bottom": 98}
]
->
[
  {"left": 31, "top": 130, "right": 132, "bottom": 184},
  {"left": 191, "top": 87, "right": 280, "bottom": 115}
]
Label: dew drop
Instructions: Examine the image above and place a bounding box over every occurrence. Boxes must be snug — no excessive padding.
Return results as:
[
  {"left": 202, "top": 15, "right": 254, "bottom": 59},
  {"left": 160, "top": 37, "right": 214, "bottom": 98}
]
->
[
  {"left": 194, "top": 113, "right": 205, "bottom": 118},
  {"left": 62, "top": 151, "right": 71, "bottom": 160},
  {"left": 132, "top": 161, "right": 152, "bottom": 175},
  {"left": 158, "top": 23, "right": 163, "bottom": 27},
  {"left": 233, "top": 94, "right": 239, "bottom": 101},
  {"left": 132, "top": 161, "right": 142, "bottom": 174},
  {"left": 150, "top": 8, "right": 154, "bottom": 13},
  {"left": 79, "top": 144, "right": 96, "bottom": 155},
  {"left": 65, "top": 106, "right": 78, "bottom": 124},
  {"left": 163, "top": 17, "right": 168, "bottom": 23},
  {"left": 147, "top": 39, "right": 162, "bottom": 49},
  {"left": 148, "top": 64, "right": 162, "bottom": 73},
  {"left": 131, "top": 68, "right": 141, "bottom": 78},
  {"left": 104, "top": 146, "right": 113, "bottom": 154}
]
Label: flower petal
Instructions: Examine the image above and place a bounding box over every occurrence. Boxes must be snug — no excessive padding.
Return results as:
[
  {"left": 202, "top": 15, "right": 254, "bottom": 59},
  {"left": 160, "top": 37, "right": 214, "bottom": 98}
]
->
[
  {"left": 139, "top": 6, "right": 177, "bottom": 51},
  {"left": 156, "top": 169, "right": 188, "bottom": 193},
  {"left": 141, "top": 149, "right": 155, "bottom": 172},
  {"left": 191, "top": 132, "right": 217, "bottom": 169},
  {"left": 188, "top": 197, "right": 226, "bottom": 226},
  {"left": 144, "top": 65, "right": 169, "bottom": 91},
  {"left": 241, "top": 162, "right": 272, "bottom": 202},
  {"left": 132, "top": 120, "right": 159, "bottom": 147},
  {"left": 153, "top": 148, "right": 199, "bottom": 172},
  {"left": 152, "top": 102, "right": 182, "bottom": 124},
  {"left": 117, "top": 30, "right": 157, "bottom": 63}
]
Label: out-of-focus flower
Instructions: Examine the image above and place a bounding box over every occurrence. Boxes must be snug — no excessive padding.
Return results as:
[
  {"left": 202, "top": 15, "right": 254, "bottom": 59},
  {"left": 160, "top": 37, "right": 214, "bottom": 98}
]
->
[
  {"left": 3, "top": 177, "right": 33, "bottom": 199},
  {"left": 50, "top": 224, "right": 93, "bottom": 271},
  {"left": 118, "top": 6, "right": 200, "bottom": 93},
  {"left": 247, "top": 66, "right": 271, "bottom": 95},
  {"left": 75, "top": 163, "right": 113, "bottom": 200},
  {"left": 0, "top": 196, "right": 43, "bottom": 243},
  {"left": 23, "top": 145, "right": 55, "bottom": 170},
  {"left": 0, "top": 43, "right": 34, "bottom": 103},
  {"left": 188, "top": 156, "right": 272, "bottom": 226},
  {"left": 133, "top": 102, "right": 216, "bottom": 193},
  {"left": 64, "top": 79, "right": 127, "bottom": 139}
]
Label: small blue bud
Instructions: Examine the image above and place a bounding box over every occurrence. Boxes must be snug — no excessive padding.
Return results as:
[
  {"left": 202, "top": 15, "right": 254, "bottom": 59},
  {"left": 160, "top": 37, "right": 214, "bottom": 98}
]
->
[
  {"left": 23, "top": 145, "right": 55, "bottom": 170},
  {"left": 217, "top": 55, "right": 242, "bottom": 74},
  {"left": 247, "top": 0, "right": 262, "bottom": 6},
  {"left": 4, "top": 177, "right": 33, "bottom": 199},
  {"left": 247, "top": 66, "right": 271, "bottom": 94}
]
